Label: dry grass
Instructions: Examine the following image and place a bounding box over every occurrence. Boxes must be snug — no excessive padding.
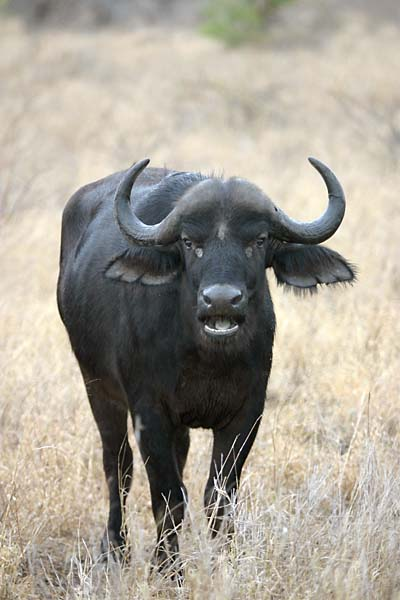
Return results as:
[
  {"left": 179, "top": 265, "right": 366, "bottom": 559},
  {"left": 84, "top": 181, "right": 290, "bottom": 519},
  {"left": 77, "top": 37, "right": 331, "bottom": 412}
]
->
[{"left": 1, "top": 0, "right": 400, "bottom": 597}]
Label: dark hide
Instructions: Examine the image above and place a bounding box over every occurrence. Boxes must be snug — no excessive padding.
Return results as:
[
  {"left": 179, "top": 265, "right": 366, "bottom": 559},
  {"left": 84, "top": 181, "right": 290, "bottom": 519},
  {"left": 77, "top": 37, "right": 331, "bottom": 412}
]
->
[{"left": 57, "top": 164, "right": 355, "bottom": 573}]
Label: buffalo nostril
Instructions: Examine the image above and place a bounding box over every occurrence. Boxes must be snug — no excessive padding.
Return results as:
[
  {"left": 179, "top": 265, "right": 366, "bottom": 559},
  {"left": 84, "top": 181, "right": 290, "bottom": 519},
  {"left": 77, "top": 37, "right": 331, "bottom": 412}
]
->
[
  {"left": 202, "top": 292, "right": 212, "bottom": 306},
  {"left": 231, "top": 290, "right": 243, "bottom": 306}
]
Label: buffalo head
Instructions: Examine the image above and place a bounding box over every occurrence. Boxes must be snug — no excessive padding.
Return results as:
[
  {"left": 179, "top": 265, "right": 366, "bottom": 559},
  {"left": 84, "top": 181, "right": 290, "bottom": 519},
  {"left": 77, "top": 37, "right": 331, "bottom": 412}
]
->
[{"left": 112, "top": 158, "right": 355, "bottom": 350}]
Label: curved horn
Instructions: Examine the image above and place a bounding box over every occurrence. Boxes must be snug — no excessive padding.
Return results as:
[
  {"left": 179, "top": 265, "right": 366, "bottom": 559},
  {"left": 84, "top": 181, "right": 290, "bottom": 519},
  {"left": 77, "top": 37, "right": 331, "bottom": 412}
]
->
[
  {"left": 115, "top": 158, "right": 182, "bottom": 246},
  {"left": 270, "top": 158, "right": 346, "bottom": 244}
]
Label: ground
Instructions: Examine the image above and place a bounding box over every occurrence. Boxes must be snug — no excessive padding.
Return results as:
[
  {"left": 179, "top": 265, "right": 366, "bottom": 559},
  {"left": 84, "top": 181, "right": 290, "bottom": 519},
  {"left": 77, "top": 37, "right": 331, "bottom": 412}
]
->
[{"left": 1, "top": 0, "right": 400, "bottom": 598}]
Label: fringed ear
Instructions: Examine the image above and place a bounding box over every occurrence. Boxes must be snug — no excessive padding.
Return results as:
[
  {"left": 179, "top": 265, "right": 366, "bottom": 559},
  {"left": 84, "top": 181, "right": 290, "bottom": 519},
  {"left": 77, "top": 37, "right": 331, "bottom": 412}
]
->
[
  {"left": 271, "top": 244, "right": 356, "bottom": 293},
  {"left": 105, "top": 247, "right": 181, "bottom": 285}
]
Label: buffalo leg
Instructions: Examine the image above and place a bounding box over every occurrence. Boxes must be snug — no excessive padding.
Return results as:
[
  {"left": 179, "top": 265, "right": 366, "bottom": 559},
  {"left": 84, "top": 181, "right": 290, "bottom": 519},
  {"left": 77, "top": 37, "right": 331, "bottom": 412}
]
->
[
  {"left": 135, "top": 404, "right": 187, "bottom": 572},
  {"left": 84, "top": 376, "right": 133, "bottom": 557},
  {"left": 173, "top": 425, "right": 190, "bottom": 478},
  {"left": 204, "top": 406, "right": 263, "bottom": 535}
]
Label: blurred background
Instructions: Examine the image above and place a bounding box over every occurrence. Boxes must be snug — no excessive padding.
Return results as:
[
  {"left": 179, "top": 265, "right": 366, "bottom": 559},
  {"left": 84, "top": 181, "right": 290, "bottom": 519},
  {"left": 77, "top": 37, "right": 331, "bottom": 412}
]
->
[{"left": 1, "top": 1, "right": 400, "bottom": 598}]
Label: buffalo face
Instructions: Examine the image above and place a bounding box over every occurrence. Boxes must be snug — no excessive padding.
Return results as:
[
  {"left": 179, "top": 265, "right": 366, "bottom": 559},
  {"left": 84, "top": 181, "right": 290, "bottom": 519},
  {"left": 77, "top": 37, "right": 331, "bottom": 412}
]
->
[{"left": 175, "top": 184, "right": 271, "bottom": 347}]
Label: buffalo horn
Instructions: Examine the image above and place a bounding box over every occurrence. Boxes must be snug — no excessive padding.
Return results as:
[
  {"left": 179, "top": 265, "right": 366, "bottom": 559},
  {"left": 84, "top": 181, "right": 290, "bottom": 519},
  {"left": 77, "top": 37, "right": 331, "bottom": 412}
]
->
[
  {"left": 114, "top": 159, "right": 183, "bottom": 246},
  {"left": 269, "top": 158, "right": 346, "bottom": 244},
  {"left": 115, "top": 157, "right": 346, "bottom": 247}
]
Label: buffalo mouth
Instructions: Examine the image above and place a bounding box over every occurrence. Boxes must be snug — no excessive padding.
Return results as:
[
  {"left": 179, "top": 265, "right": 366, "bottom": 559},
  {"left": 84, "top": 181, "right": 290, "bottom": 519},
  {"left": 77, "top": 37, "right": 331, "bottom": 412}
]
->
[{"left": 202, "top": 316, "right": 241, "bottom": 338}]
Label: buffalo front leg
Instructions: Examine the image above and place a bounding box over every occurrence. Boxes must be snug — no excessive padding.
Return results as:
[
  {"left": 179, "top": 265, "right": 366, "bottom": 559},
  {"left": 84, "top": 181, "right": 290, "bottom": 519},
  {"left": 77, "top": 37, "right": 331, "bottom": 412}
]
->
[
  {"left": 135, "top": 404, "right": 187, "bottom": 573},
  {"left": 204, "top": 404, "right": 263, "bottom": 536},
  {"left": 84, "top": 375, "right": 133, "bottom": 558},
  {"left": 173, "top": 425, "right": 190, "bottom": 479}
]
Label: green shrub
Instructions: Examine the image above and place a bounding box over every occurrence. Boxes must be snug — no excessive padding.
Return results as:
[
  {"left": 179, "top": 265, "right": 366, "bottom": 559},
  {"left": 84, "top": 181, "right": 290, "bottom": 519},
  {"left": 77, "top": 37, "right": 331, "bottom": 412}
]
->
[{"left": 201, "top": 0, "right": 293, "bottom": 46}]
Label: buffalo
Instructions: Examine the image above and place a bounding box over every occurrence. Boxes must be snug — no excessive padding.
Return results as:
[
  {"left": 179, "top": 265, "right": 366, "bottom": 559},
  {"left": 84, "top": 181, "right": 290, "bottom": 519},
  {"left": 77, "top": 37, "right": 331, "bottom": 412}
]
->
[{"left": 57, "top": 157, "right": 355, "bottom": 571}]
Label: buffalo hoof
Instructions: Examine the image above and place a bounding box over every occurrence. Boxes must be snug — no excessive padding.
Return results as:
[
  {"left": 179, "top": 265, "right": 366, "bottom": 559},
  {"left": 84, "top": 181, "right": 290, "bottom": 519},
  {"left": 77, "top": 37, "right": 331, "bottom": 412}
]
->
[
  {"left": 100, "top": 530, "right": 130, "bottom": 565},
  {"left": 150, "top": 544, "right": 184, "bottom": 584}
]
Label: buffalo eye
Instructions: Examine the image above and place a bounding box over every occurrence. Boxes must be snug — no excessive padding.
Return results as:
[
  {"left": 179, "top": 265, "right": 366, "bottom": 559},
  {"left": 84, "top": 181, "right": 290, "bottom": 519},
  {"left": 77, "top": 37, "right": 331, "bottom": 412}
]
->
[
  {"left": 182, "top": 238, "right": 193, "bottom": 249},
  {"left": 181, "top": 235, "right": 203, "bottom": 257},
  {"left": 256, "top": 236, "right": 266, "bottom": 247}
]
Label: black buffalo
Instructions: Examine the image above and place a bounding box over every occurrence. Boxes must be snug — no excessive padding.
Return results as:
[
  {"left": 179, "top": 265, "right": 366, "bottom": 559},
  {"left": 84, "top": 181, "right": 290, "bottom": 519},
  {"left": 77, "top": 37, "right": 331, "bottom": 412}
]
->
[{"left": 57, "top": 157, "right": 355, "bottom": 569}]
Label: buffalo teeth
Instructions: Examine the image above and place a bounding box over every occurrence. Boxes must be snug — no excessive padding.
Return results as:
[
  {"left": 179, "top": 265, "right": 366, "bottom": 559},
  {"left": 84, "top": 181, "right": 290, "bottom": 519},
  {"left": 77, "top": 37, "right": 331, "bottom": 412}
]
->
[
  {"left": 203, "top": 319, "right": 239, "bottom": 337},
  {"left": 215, "top": 319, "right": 233, "bottom": 331}
]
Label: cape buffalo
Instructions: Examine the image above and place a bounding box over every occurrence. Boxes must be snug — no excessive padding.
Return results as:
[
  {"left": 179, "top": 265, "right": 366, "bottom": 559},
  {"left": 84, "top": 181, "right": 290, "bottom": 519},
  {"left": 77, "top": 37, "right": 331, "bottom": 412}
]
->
[{"left": 57, "top": 157, "right": 355, "bottom": 570}]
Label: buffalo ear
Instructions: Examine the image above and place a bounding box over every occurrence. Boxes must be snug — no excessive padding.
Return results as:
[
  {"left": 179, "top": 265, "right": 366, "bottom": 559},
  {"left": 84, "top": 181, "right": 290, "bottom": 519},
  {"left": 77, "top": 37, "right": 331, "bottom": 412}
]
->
[
  {"left": 105, "top": 248, "right": 180, "bottom": 285},
  {"left": 271, "top": 243, "right": 356, "bottom": 292},
  {"left": 105, "top": 256, "right": 146, "bottom": 283}
]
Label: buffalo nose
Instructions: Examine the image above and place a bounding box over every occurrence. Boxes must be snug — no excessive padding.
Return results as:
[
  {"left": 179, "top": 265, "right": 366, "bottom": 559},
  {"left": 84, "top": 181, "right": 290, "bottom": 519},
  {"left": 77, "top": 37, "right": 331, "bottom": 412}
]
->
[{"left": 201, "top": 284, "right": 246, "bottom": 310}]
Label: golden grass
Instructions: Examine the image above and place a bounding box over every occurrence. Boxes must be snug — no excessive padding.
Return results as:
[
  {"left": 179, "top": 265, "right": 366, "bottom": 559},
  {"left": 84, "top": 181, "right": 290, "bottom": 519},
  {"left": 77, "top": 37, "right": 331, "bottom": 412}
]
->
[{"left": 1, "top": 2, "right": 400, "bottom": 597}]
